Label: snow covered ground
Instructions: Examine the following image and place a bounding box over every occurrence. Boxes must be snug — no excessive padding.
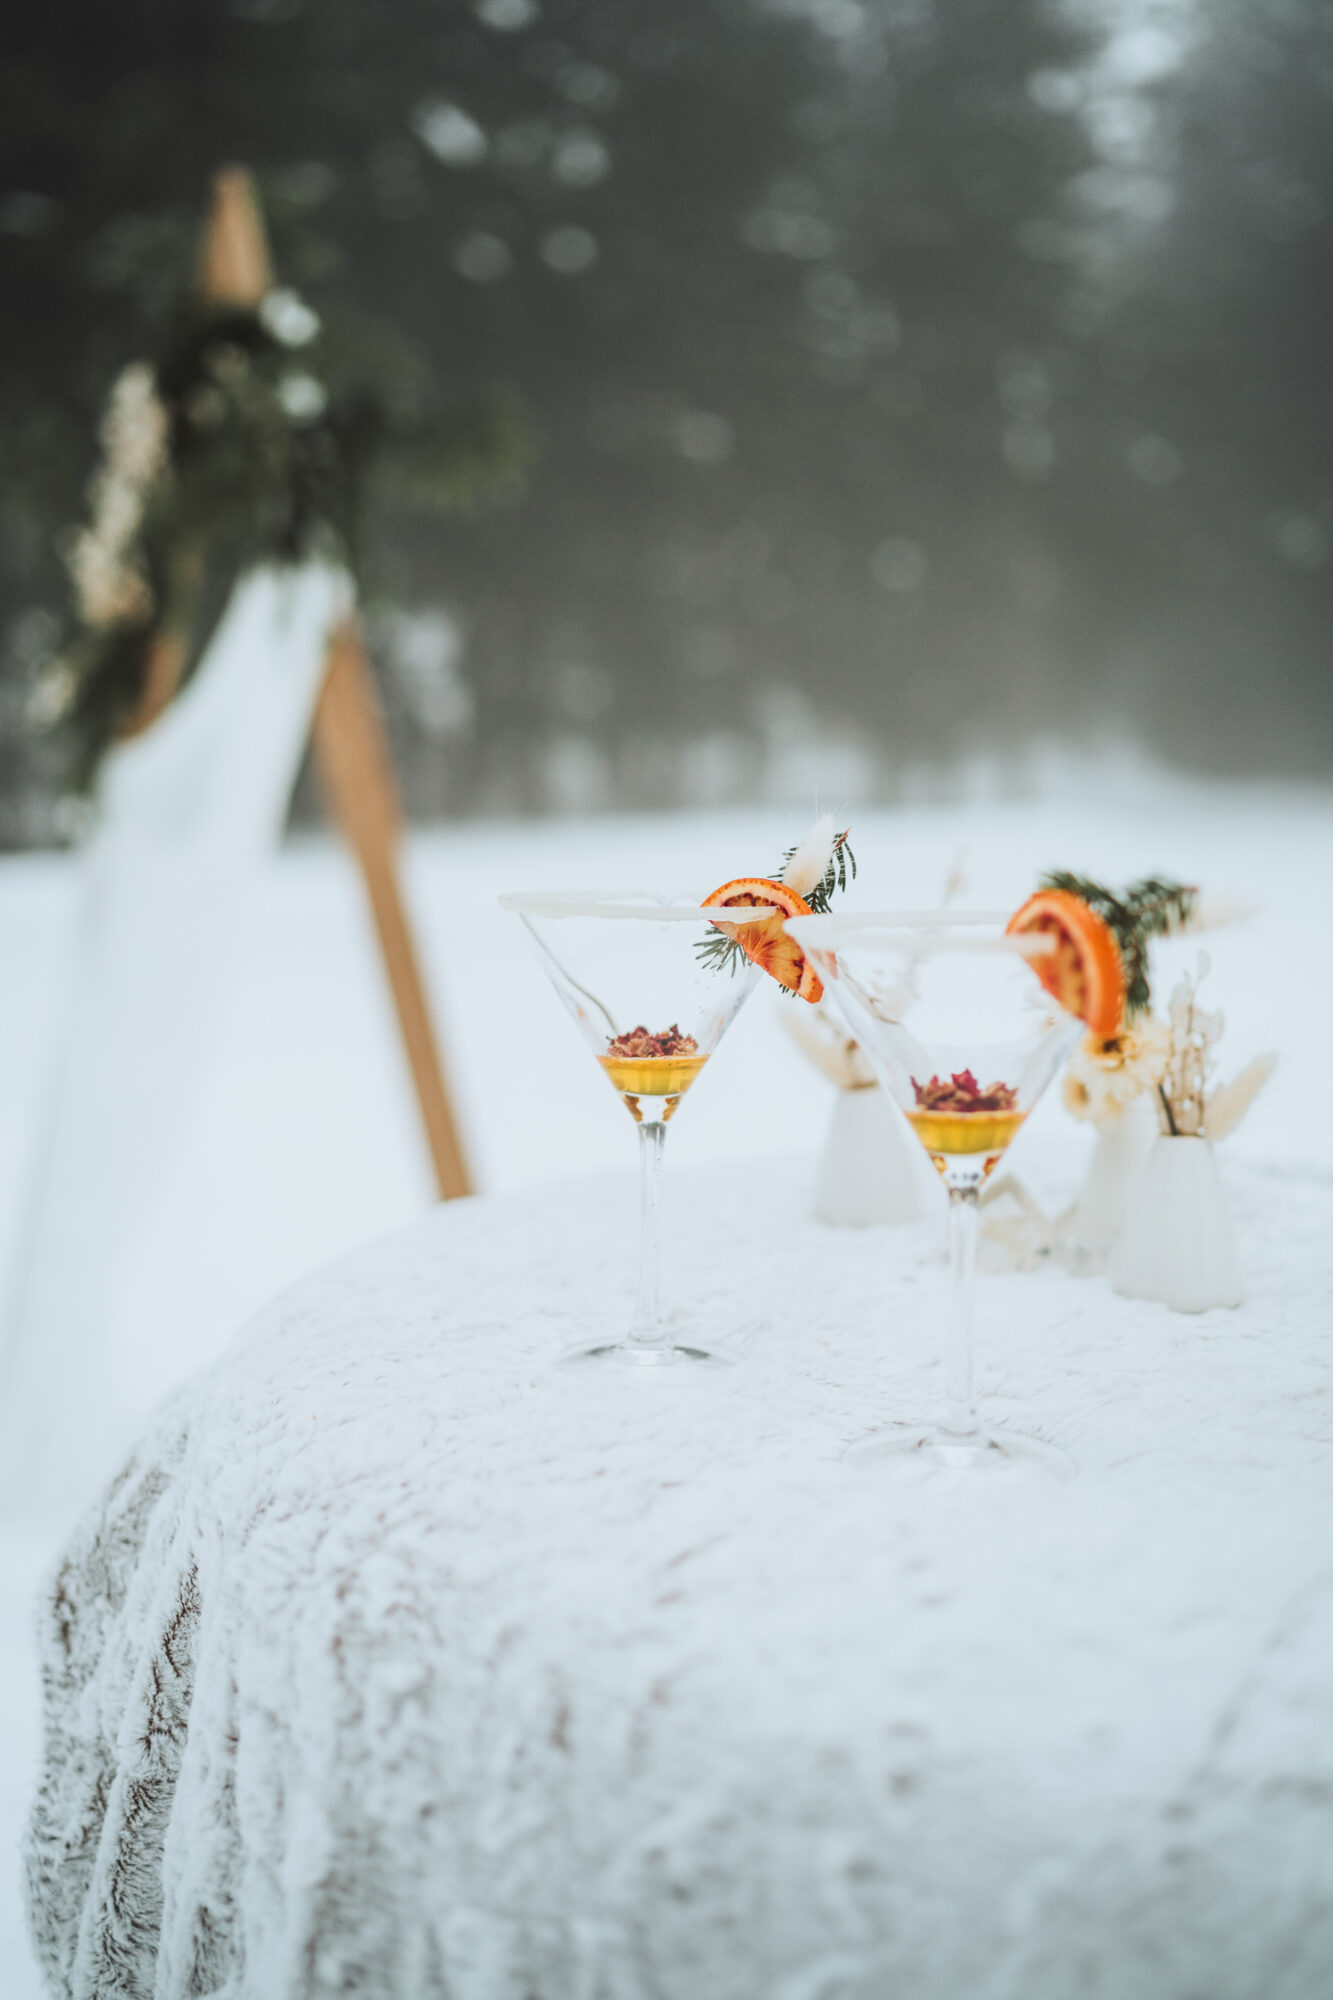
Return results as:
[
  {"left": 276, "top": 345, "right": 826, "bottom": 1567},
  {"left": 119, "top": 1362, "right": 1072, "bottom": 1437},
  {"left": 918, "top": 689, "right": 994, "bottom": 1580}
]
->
[{"left": 0, "top": 779, "right": 1328, "bottom": 1993}]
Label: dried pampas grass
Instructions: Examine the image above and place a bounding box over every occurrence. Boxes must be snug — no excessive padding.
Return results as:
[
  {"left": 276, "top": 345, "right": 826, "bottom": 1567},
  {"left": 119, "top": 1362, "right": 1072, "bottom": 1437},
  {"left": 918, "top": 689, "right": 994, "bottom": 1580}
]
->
[
  {"left": 1207, "top": 1052, "right": 1278, "bottom": 1142},
  {"left": 1185, "top": 892, "right": 1261, "bottom": 934},
  {"left": 781, "top": 815, "right": 837, "bottom": 899},
  {"left": 781, "top": 1001, "right": 876, "bottom": 1090}
]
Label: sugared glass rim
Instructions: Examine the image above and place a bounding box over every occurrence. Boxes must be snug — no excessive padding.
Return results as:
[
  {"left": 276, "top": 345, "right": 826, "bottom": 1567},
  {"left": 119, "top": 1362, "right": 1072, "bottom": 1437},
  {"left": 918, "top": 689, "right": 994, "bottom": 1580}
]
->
[
  {"left": 499, "top": 889, "right": 780, "bottom": 922},
  {"left": 785, "top": 909, "right": 1055, "bottom": 956}
]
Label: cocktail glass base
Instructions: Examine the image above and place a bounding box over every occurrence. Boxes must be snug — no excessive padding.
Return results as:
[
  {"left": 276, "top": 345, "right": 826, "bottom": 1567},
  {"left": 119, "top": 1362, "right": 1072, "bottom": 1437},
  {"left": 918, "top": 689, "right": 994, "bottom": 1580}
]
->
[
  {"left": 846, "top": 1422, "right": 1075, "bottom": 1478},
  {"left": 561, "top": 1336, "right": 728, "bottom": 1369}
]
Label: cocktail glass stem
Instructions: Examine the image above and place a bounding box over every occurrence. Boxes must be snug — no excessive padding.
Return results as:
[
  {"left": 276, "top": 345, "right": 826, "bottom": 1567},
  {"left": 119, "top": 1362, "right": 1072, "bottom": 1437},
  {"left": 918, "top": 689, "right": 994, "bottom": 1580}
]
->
[
  {"left": 942, "top": 1186, "right": 980, "bottom": 1437},
  {"left": 630, "top": 1119, "right": 668, "bottom": 1345}
]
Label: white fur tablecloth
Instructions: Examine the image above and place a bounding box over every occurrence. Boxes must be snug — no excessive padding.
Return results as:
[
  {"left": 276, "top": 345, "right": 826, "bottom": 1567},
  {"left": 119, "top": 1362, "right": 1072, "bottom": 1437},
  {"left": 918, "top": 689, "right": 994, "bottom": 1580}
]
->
[{"left": 25, "top": 1158, "right": 1333, "bottom": 1998}]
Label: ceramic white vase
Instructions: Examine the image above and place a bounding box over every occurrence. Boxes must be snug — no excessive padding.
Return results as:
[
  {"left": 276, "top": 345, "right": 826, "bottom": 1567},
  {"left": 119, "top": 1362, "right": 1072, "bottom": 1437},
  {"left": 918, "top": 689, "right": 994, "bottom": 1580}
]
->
[
  {"left": 814, "top": 1085, "right": 924, "bottom": 1228},
  {"left": 1111, "top": 1134, "right": 1242, "bottom": 1313},
  {"left": 1065, "top": 1093, "right": 1159, "bottom": 1260}
]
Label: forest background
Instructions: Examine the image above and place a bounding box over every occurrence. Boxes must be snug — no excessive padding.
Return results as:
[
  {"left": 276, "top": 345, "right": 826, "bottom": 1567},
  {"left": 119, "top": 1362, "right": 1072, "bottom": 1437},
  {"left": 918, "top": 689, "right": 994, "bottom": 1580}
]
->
[{"left": 1, "top": 0, "right": 1329, "bottom": 844}]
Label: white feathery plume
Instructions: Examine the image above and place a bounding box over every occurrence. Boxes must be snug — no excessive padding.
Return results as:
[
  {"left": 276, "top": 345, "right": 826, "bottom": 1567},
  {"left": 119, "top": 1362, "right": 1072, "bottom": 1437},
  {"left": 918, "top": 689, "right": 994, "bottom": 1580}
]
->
[
  {"left": 1185, "top": 892, "right": 1261, "bottom": 933},
  {"left": 781, "top": 814, "right": 837, "bottom": 898},
  {"left": 1207, "top": 1052, "right": 1278, "bottom": 1142}
]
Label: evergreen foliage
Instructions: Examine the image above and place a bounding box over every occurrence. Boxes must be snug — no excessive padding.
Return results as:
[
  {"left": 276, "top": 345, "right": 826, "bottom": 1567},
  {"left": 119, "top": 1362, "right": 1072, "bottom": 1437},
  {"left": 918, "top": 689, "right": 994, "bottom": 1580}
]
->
[
  {"left": 52, "top": 297, "right": 530, "bottom": 786},
  {"left": 1039, "top": 870, "right": 1197, "bottom": 1019},
  {"left": 0, "top": 0, "right": 1330, "bottom": 836}
]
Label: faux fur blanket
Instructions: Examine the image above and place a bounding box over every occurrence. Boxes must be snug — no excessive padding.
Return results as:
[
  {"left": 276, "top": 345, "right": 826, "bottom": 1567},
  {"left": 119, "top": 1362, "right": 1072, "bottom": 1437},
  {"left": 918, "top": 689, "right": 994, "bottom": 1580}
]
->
[{"left": 25, "top": 1161, "right": 1333, "bottom": 1997}]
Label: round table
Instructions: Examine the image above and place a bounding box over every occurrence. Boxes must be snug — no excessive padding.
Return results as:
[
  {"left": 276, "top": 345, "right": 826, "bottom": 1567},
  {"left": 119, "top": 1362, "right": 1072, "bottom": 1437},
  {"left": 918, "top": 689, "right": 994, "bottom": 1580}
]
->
[{"left": 26, "top": 1158, "right": 1333, "bottom": 1999}]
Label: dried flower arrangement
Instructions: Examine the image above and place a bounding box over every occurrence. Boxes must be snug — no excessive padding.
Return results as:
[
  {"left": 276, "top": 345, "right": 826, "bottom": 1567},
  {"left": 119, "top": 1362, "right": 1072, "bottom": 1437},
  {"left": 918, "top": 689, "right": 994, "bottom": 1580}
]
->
[
  {"left": 1047, "top": 870, "right": 1195, "bottom": 1129},
  {"left": 1154, "top": 952, "right": 1276, "bottom": 1140},
  {"left": 1063, "top": 1015, "right": 1172, "bottom": 1125}
]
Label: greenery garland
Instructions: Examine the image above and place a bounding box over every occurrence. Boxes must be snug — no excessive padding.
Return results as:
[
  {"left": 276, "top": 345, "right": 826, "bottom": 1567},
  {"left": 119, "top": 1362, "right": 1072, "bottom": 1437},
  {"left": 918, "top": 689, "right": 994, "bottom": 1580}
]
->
[{"left": 37, "top": 291, "right": 532, "bottom": 789}]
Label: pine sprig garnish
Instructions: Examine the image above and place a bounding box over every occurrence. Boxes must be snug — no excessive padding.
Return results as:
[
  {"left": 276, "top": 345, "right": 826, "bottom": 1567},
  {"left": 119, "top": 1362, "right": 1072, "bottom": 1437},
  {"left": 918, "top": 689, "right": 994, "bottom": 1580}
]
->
[
  {"left": 696, "top": 830, "right": 856, "bottom": 983},
  {"left": 694, "top": 928, "right": 751, "bottom": 978},
  {"left": 1040, "top": 870, "right": 1197, "bottom": 1018}
]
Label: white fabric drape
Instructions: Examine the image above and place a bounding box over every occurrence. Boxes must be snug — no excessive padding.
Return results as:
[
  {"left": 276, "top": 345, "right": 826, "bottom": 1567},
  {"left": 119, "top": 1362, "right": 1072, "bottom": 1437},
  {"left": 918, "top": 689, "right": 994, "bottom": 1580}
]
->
[{"left": 1, "top": 563, "right": 350, "bottom": 1523}]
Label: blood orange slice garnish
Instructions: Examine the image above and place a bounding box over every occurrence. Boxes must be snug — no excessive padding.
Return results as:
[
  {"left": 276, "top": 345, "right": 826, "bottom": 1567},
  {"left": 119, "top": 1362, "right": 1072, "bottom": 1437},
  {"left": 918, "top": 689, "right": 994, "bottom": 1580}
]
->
[
  {"left": 701, "top": 876, "right": 823, "bottom": 1002},
  {"left": 1006, "top": 888, "right": 1125, "bottom": 1037}
]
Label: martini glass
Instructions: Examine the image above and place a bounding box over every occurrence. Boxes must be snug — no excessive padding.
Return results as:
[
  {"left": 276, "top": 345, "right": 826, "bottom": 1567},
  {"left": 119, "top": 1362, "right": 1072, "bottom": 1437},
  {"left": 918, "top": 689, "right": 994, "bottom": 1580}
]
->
[
  {"left": 499, "top": 891, "right": 764, "bottom": 1365},
  {"left": 787, "top": 910, "right": 1082, "bottom": 1472}
]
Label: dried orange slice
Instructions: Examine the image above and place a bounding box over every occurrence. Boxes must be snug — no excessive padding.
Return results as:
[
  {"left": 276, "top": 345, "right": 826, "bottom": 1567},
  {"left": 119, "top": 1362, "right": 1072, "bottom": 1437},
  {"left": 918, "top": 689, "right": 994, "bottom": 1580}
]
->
[
  {"left": 702, "top": 876, "right": 823, "bottom": 1001},
  {"left": 1006, "top": 888, "right": 1125, "bottom": 1036}
]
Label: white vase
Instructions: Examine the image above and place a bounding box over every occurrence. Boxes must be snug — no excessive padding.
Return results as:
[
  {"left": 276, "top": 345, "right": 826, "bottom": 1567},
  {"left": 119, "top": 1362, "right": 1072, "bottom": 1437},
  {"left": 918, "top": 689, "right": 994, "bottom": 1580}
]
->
[
  {"left": 814, "top": 1086, "right": 925, "bottom": 1228},
  {"left": 1111, "top": 1134, "right": 1242, "bottom": 1313},
  {"left": 1065, "top": 1094, "right": 1159, "bottom": 1261}
]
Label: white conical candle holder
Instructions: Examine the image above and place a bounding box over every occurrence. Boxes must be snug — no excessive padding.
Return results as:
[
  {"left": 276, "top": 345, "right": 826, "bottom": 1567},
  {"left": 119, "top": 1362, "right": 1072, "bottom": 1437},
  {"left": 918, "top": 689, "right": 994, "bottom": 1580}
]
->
[
  {"left": 1111, "top": 1134, "right": 1241, "bottom": 1313},
  {"left": 1064, "top": 1093, "right": 1159, "bottom": 1264},
  {"left": 814, "top": 1085, "right": 925, "bottom": 1228}
]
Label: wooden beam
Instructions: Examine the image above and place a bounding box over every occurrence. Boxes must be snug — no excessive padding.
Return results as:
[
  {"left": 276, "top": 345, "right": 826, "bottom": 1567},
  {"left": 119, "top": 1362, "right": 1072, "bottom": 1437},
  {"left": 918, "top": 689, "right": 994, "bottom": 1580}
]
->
[
  {"left": 117, "top": 631, "right": 187, "bottom": 740},
  {"left": 198, "top": 165, "right": 273, "bottom": 306},
  {"left": 312, "top": 618, "right": 473, "bottom": 1201},
  {"left": 126, "top": 164, "right": 469, "bottom": 1200}
]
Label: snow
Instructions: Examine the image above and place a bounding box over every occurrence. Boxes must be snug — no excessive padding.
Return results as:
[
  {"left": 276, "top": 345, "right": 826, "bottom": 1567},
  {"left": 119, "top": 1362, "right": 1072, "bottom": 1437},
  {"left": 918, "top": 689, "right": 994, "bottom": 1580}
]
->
[
  {"left": 1, "top": 782, "right": 1330, "bottom": 1993},
  {"left": 25, "top": 1156, "right": 1333, "bottom": 1994}
]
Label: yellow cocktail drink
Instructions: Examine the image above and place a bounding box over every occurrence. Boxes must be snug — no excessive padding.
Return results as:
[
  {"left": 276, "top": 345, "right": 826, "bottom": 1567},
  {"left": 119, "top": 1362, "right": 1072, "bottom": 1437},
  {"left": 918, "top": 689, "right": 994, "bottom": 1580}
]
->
[
  {"left": 906, "top": 1107, "right": 1026, "bottom": 1157},
  {"left": 599, "top": 1053, "right": 709, "bottom": 1098}
]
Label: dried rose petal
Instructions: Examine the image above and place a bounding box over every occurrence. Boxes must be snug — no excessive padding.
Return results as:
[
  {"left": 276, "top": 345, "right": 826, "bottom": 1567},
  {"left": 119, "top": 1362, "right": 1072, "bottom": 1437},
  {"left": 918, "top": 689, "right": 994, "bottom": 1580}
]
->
[
  {"left": 606, "top": 1023, "right": 699, "bottom": 1059},
  {"left": 913, "top": 1069, "right": 1018, "bottom": 1114}
]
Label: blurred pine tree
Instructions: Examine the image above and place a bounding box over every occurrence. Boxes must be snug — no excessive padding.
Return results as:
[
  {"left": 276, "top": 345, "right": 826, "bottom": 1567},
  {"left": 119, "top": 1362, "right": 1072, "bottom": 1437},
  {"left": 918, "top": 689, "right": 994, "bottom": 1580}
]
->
[{"left": 1, "top": 0, "right": 1330, "bottom": 838}]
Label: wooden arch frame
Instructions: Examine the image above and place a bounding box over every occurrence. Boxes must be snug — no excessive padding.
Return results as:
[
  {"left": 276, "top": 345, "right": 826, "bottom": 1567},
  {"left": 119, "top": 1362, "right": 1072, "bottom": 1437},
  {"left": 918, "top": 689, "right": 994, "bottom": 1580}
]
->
[{"left": 125, "top": 166, "right": 471, "bottom": 1201}]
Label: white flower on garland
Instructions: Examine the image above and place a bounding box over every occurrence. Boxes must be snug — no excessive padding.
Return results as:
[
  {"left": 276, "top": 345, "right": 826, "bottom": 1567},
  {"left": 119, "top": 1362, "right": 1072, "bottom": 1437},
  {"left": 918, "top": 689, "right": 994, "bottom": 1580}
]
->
[
  {"left": 259, "top": 286, "right": 321, "bottom": 347},
  {"left": 65, "top": 363, "right": 168, "bottom": 631},
  {"left": 1063, "top": 1014, "right": 1172, "bottom": 1124}
]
